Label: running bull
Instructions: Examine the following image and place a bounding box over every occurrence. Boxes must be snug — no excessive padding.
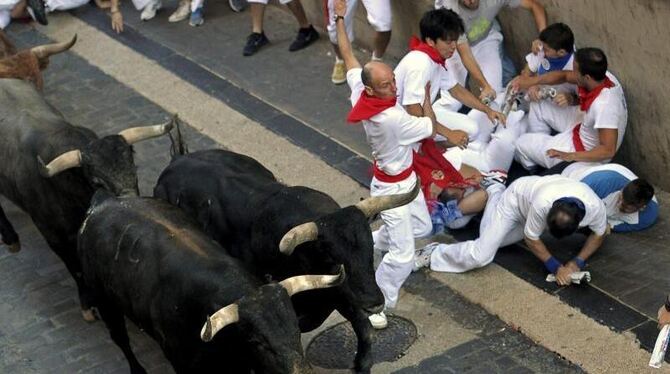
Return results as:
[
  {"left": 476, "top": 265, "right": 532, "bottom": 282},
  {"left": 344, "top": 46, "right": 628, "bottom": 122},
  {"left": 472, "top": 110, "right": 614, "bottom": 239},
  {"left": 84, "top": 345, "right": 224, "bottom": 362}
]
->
[
  {"left": 154, "top": 149, "right": 420, "bottom": 373},
  {"left": 78, "top": 193, "right": 343, "bottom": 373},
  {"left": 0, "top": 70, "right": 174, "bottom": 321}
]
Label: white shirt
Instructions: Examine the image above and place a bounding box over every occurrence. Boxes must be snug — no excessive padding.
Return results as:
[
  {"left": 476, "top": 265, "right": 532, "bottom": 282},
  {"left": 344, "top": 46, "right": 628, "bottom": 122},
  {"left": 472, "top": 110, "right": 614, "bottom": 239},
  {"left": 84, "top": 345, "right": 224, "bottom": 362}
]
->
[
  {"left": 347, "top": 68, "right": 433, "bottom": 176},
  {"left": 501, "top": 175, "right": 608, "bottom": 240},
  {"left": 394, "top": 51, "right": 458, "bottom": 107},
  {"left": 578, "top": 72, "right": 627, "bottom": 151}
]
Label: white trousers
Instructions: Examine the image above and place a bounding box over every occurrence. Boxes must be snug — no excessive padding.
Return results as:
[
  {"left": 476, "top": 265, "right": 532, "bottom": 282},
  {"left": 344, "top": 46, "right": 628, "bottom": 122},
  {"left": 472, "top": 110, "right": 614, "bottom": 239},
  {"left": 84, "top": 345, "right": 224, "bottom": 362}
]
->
[
  {"left": 515, "top": 128, "right": 576, "bottom": 169},
  {"left": 438, "top": 29, "right": 504, "bottom": 112},
  {"left": 372, "top": 174, "right": 432, "bottom": 309},
  {"left": 430, "top": 183, "right": 524, "bottom": 272},
  {"left": 433, "top": 105, "right": 480, "bottom": 141},
  {"left": 528, "top": 99, "right": 580, "bottom": 135},
  {"left": 131, "top": 0, "right": 151, "bottom": 10},
  {"left": 46, "top": 0, "right": 88, "bottom": 11},
  {"left": 325, "top": 0, "right": 391, "bottom": 45},
  {"left": 0, "top": 0, "right": 18, "bottom": 29}
]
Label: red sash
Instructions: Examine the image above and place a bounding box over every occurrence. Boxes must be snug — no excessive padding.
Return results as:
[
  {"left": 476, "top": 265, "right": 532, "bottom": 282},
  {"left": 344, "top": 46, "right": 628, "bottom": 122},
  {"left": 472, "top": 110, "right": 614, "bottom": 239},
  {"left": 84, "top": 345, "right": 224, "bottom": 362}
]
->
[
  {"left": 347, "top": 92, "right": 397, "bottom": 124},
  {"left": 373, "top": 162, "right": 414, "bottom": 183},
  {"left": 572, "top": 123, "right": 585, "bottom": 152},
  {"left": 408, "top": 36, "right": 446, "bottom": 66},
  {"left": 578, "top": 77, "right": 614, "bottom": 111}
]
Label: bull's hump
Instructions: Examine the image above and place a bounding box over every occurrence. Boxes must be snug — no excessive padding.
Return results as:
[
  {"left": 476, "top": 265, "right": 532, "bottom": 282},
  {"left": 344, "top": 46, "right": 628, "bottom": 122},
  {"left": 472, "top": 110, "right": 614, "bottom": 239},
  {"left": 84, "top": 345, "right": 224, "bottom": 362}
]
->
[{"left": 137, "top": 211, "right": 213, "bottom": 258}]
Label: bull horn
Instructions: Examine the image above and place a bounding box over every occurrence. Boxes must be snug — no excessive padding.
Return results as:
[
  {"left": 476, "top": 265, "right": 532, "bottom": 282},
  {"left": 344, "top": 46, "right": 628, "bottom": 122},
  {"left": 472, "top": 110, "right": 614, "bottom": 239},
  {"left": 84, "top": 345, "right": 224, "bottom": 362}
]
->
[
  {"left": 279, "top": 266, "right": 346, "bottom": 297},
  {"left": 200, "top": 304, "right": 239, "bottom": 342},
  {"left": 354, "top": 181, "right": 421, "bottom": 218},
  {"left": 38, "top": 150, "right": 82, "bottom": 178},
  {"left": 118, "top": 117, "right": 175, "bottom": 145},
  {"left": 278, "top": 222, "right": 318, "bottom": 255},
  {"left": 31, "top": 34, "right": 77, "bottom": 59}
]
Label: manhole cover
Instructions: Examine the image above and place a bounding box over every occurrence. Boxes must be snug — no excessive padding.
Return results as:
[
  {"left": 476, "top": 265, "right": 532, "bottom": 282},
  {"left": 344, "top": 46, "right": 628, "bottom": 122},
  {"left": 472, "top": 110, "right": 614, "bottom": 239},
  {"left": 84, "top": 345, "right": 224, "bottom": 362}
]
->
[{"left": 306, "top": 315, "right": 417, "bottom": 369}]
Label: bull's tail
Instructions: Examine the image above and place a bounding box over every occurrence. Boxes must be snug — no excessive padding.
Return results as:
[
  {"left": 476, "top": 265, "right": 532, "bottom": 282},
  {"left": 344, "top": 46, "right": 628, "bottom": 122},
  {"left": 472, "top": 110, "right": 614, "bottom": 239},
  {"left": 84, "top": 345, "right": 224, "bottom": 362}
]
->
[{"left": 168, "top": 114, "right": 189, "bottom": 158}]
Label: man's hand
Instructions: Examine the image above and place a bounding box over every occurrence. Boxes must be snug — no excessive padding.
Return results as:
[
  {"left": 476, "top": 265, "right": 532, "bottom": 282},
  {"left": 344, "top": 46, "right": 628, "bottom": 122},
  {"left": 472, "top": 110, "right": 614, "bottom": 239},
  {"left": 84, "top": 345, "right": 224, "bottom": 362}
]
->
[
  {"left": 334, "top": 0, "right": 346, "bottom": 16},
  {"left": 526, "top": 85, "right": 542, "bottom": 102},
  {"left": 553, "top": 92, "right": 576, "bottom": 107},
  {"left": 111, "top": 10, "right": 123, "bottom": 34},
  {"left": 446, "top": 129, "right": 469, "bottom": 149},
  {"left": 510, "top": 75, "right": 536, "bottom": 92},
  {"left": 486, "top": 108, "right": 506, "bottom": 127},
  {"left": 658, "top": 305, "right": 670, "bottom": 329},
  {"left": 546, "top": 149, "right": 575, "bottom": 161},
  {"left": 555, "top": 265, "right": 575, "bottom": 286},
  {"left": 531, "top": 39, "right": 543, "bottom": 55},
  {"left": 479, "top": 85, "right": 496, "bottom": 103}
]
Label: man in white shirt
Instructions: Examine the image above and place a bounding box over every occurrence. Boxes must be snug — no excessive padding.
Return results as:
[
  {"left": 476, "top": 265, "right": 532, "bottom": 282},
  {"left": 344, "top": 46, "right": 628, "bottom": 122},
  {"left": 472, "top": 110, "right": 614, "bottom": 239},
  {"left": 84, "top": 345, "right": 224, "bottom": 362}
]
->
[
  {"left": 513, "top": 48, "right": 628, "bottom": 170},
  {"left": 415, "top": 175, "right": 609, "bottom": 286},
  {"left": 435, "top": 0, "right": 547, "bottom": 112},
  {"left": 395, "top": 8, "right": 506, "bottom": 147},
  {"left": 335, "top": 0, "right": 473, "bottom": 328}
]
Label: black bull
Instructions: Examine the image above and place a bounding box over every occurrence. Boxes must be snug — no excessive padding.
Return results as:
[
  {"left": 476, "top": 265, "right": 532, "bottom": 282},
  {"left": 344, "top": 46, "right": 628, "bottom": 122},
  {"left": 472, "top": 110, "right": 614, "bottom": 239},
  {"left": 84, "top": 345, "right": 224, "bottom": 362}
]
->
[
  {"left": 154, "top": 149, "right": 420, "bottom": 373},
  {"left": 0, "top": 78, "right": 173, "bottom": 320},
  {"left": 78, "top": 194, "right": 344, "bottom": 374}
]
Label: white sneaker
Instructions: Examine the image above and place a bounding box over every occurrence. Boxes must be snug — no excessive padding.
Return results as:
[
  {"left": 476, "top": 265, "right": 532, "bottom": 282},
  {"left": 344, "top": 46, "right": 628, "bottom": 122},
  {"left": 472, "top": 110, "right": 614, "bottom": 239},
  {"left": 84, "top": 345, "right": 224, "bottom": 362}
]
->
[
  {"left": 168, "top": 0, "right": 190, "bottom": 22},
  {"left": 480, "top": 170, "right": 507, "bottom": 189},
  {"left": 368, "top": 311, "right": 388, "bottom": 329},
  {"left": 140, "top": 0, "right": 162, "bottom": 21},
  {"left": 413, "top": 243, "right": 437, "bottom": 272}
]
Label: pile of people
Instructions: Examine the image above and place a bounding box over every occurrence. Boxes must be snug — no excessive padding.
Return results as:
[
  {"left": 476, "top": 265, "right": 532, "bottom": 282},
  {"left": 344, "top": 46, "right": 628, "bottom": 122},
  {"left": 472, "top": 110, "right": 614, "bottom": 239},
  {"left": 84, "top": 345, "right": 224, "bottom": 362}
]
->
[{"left": 334, "top": 0, "right": 658, "bottom": 328}]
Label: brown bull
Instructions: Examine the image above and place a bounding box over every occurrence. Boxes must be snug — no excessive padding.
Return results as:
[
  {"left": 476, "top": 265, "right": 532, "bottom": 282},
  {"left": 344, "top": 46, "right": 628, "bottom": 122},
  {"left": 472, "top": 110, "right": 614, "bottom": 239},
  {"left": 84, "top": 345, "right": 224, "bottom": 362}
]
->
[{"left": 0, "top": 31, "right": 76, "bottom": 89}]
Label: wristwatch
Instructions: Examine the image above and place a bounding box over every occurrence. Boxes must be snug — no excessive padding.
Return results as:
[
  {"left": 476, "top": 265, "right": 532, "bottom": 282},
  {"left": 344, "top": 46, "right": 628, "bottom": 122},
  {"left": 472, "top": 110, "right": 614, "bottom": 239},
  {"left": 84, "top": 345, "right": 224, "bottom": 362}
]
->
[{"left": 334, "top": 15, "right": 345, "bottom": 22}]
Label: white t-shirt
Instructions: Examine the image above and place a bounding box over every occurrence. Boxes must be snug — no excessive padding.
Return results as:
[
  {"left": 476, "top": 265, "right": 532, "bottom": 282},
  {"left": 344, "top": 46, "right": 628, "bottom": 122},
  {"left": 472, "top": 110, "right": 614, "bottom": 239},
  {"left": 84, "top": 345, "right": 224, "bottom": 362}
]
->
[
  {"left": 394, "top": 50, "right": 458, "bottom": 107},
  {"left": 347, "top": 68, "right": 433, "bottom": 176},
  {"left": 578, "top": 72, "right": 627, "bottom": 151},
  {"left": 501, "top": 175, "right": 608, "bottom": 240}
]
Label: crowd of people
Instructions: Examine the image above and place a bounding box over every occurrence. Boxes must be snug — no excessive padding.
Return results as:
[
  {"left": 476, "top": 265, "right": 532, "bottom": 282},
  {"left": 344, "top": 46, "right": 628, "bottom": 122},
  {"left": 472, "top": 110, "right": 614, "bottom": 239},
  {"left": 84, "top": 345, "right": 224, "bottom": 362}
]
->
[
  {"left": 334, "top": 0, "right": 659, "bottom": 330},
  {"left": 3, "top": 0, "right": 662, "bottom": 335}
]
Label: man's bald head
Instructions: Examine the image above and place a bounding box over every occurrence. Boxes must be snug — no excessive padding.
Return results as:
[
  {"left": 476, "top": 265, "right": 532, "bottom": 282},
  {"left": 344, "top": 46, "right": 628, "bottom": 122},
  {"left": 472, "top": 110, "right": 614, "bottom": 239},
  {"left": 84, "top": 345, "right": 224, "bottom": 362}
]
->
[{"left": 362, "top": 61, "right": 396, "bottom": 99}]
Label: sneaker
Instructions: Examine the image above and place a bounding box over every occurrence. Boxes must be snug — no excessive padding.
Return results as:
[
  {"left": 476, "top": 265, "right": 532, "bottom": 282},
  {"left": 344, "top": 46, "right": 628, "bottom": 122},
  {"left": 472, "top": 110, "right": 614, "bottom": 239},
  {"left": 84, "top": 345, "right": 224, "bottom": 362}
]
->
[
  {"left": 228, "top": 0, "right": 247, "bottom": 12},
  {"left": 140, "top": 0, "right": 162, "bottom": 21},
  {"left": 243, "top": 32, "right": 269, "bottom": 56},
  {"left": 168, "top": 0, "right": 190, "bottom": 22},
  {"left": 288, "top": 25, "right": 319, "bottom": 52},
  {"left": 26, "top": 0, "right": 48, "bottom": 25},
  {"left": 413, "top": 243, "right": 437, "bottom": 272},
  {"left": 331, "top": 60, "right": 346, "bottom": 85},
  {"left": 480, "top": 170, "right": 508, "bottom": 189},
  {"left": 189, "top": 6, "right": 203, "bottom": 26},
  {"left": 368, "top": 311, "right": 388, "bottom": 329}
]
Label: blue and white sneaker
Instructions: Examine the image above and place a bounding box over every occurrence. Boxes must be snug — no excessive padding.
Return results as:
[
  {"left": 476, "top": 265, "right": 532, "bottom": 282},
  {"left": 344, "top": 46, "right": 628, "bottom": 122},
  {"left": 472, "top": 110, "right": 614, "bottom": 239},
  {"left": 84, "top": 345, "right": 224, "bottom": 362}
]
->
[
  {"left": 413, "top": 243, "right": 438, "bottom": 272},
  {"left": 189, "top": 6, "right": 204, "bottom": 26}
]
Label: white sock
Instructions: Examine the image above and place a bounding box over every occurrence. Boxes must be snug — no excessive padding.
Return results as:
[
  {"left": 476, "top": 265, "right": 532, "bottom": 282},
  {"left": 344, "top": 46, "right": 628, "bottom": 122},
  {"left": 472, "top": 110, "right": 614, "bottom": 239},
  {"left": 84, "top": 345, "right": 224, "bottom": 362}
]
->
[{"left": 371, "top": 52, "right": 383, "bottom": 61}]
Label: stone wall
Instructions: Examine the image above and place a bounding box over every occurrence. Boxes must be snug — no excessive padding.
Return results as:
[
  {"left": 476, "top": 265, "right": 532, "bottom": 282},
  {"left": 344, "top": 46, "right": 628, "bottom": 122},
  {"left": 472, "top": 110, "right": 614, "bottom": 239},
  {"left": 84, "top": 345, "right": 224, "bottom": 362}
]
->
[{"left": 301, "top": 0, "right": 670, "bottom": 190}]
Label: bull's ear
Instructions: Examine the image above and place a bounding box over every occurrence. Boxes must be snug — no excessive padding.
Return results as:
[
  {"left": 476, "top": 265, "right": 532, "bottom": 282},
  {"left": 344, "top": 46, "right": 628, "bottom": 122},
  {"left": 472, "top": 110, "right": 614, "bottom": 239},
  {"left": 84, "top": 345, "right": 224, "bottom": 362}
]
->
[{"left": 37, "top": 150, "right": 82, "bottom": 177}]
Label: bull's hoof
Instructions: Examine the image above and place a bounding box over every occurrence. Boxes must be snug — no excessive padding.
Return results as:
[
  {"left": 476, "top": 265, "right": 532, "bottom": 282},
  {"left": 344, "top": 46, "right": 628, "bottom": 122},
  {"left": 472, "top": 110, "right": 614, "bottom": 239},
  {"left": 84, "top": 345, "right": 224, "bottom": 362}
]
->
[
  {"left": 6, "top": 241, "right": 21, "bottom": 253},
  {"left": 81, "top": 308, "right": 98, "bottom": 322}
]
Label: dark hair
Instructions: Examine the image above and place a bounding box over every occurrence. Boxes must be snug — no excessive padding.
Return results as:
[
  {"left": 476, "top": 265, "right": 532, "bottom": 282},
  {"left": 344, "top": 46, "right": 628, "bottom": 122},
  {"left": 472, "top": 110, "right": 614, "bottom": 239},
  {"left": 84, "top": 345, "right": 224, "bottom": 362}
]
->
[
  {"left": 622, "top": 179, "right": 654, "bottom": 206},
  {"left": 361, "top": 65, "right": 373, "bottom": 87},
  {"left": 575, "top": 48, "right": 608, "bottom": 81},
  {"left": 419, "top": 8, "right": 464, "bottom": 43},
  {"left": 546, "top": 198, "right": 585, "bottom": 238},
  {"left": 539, "top": 23, "right": 574, "bottom": 53}
]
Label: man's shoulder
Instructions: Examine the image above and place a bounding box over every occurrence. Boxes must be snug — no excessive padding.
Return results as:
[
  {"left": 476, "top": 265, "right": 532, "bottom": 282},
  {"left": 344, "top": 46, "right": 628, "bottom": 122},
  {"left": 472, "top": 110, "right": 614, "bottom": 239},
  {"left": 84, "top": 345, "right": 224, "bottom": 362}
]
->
[{"left": 398, "top": 51, "right": 432, "bottom": 71}]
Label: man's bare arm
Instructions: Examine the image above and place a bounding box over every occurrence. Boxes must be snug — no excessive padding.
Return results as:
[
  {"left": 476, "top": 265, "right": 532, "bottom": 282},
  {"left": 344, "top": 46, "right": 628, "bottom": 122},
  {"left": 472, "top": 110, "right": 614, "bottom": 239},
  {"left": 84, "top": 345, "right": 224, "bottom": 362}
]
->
[
  {"left": 456, "top": 42, "right": 494, "bottom": 99},
  {"left": 334, "top": 0, "right": 360, "bottom": 71}
]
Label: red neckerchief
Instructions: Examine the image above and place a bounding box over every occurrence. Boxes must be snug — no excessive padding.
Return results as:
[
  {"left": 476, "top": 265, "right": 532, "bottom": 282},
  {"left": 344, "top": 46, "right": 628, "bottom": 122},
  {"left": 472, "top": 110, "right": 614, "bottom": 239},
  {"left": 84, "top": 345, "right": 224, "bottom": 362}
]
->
[
  {"left": 408, "top": 36, "right": 445, "bottom": 66},
  {"left": 412, "top": 139, "right": 475, "bottom": 203},
  {"left": 578, "top": 77, "right": 614, "bottom": 111},
  {"left": 347, "top": 91, "right": 397, "bottom": 123}
]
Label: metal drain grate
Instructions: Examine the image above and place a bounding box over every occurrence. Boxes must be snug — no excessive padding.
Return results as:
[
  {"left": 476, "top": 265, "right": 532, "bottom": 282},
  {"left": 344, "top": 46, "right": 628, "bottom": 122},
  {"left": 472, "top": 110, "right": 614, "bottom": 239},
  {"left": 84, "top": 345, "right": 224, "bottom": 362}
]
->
[{"left": 306, "top": 315, "right": 417, "bottom": 369}]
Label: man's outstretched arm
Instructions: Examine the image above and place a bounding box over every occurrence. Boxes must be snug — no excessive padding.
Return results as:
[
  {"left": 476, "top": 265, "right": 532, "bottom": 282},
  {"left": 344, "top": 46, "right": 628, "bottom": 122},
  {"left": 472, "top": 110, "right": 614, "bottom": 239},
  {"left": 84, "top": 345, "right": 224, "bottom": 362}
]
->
[{"left": 335, "top": 0, "right": 361, "bottom": 71}]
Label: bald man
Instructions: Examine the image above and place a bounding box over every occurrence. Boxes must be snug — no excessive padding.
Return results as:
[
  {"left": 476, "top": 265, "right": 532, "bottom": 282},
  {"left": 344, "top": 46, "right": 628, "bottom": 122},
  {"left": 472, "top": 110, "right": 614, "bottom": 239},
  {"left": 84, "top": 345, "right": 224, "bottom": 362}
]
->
[{"left": 335, "top": 0, "right": 469, "bottom": 329}]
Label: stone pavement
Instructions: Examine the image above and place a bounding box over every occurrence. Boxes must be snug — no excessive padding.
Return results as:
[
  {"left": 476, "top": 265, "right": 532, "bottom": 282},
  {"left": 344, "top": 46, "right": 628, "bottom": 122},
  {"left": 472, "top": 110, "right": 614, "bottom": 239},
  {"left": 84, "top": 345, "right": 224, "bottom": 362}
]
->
[
  {"left": 0, "top": 23, "right": 589, "bottom": 373},
  {"left": 61, "top": 0, "right": 670, "bottom": 352}
]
